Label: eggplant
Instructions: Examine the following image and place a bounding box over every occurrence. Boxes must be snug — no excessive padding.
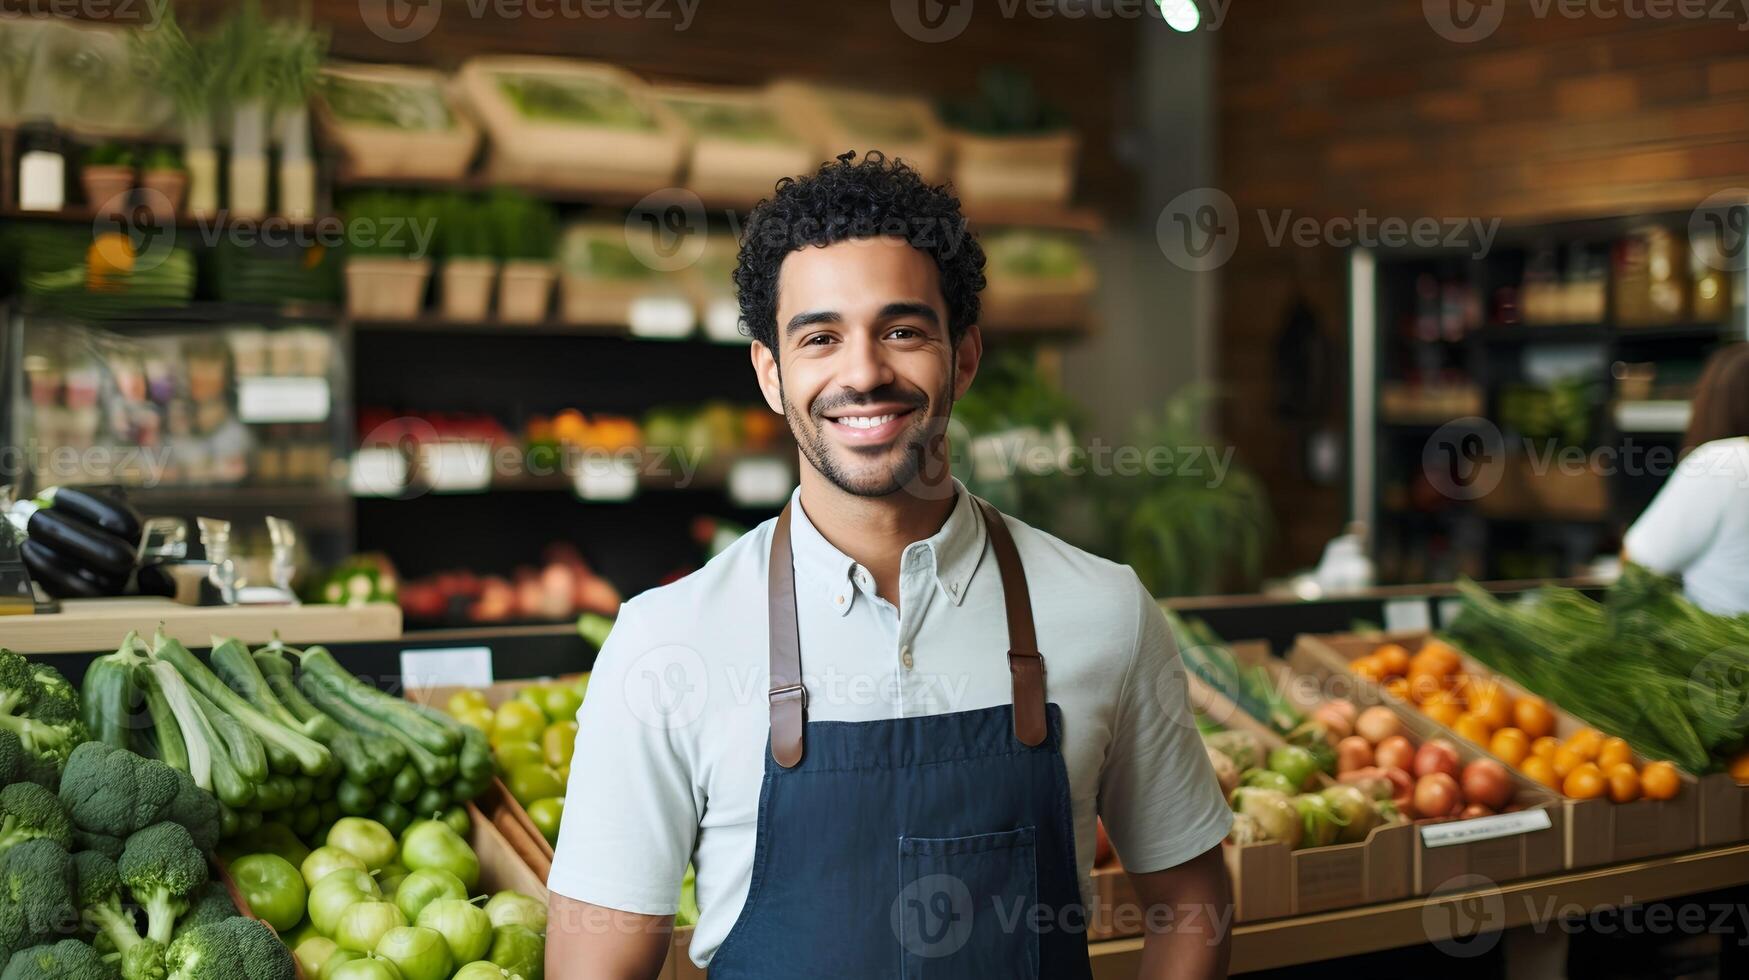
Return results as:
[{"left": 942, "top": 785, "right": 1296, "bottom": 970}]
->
[
  {"left": 21, "top": 539, "right": 124, "bottom": 598},
  {"left": 27, "top": 507, "right": 137, "bottom": 576},
  {"left": 39, "top": 485, "right": 142, "bottom": 541}
]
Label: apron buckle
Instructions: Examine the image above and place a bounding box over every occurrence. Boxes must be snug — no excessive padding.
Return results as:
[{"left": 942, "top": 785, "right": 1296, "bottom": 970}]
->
[{"left": 770, "top": 683, "right": 809, "bottom": 708}]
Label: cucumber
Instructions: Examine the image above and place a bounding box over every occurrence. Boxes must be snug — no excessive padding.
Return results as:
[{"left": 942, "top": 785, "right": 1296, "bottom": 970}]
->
[
  {"left": 390, "top": 764, "right": 423, "bottom": 804},
  {"left": 299, "top": 647, "right": 460, "bottom": 756},
  {"left": 81, "top": 631, "right": 143, "bottom": 750},
  {"left": 255, "top": 649, "right": 401, "bottom": 783},
  {"left": 299, "top": 669, "right": 456, "bottom": 786}
]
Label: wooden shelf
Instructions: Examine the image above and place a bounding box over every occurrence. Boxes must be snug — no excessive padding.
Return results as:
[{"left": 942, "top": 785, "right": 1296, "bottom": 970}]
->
[
  {"left": 1088, "top": 842, "right": 1749, "bottom": 976},
  {"left": 0, "top": 597, "right": 401, "bottom": 655}
]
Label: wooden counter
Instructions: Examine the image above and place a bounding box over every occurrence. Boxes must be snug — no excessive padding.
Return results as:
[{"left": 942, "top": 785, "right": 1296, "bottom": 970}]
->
[{"left": 0, "top": 597, "right": 402, "bottom": 654}]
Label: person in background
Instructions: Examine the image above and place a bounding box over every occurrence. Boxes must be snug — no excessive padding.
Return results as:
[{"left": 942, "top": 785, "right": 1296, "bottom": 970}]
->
[{"left": 1623, "top": 344, "right": 1749, "bottom": 615}]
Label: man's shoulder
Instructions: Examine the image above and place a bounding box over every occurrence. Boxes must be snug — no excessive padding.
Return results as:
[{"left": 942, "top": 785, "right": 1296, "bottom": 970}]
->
[{"left": 993, "top": 506, "right": 1150, "bottom": 620}]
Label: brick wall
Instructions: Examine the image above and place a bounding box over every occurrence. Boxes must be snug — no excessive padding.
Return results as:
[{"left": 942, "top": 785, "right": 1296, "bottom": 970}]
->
[{"left": 1217, "top": 0, "right": 1749, "bottom": 573}]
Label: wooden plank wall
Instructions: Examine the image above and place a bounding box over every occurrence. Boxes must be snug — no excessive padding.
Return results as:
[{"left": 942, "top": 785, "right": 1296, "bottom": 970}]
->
[{"left": 1217, "top": 0, "right": 1749, "bottom": 572}]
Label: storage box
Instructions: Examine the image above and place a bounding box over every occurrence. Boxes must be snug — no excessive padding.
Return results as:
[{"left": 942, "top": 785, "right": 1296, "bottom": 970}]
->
[
  {"left": 1289, "top": 634, "right": 1569, "bottom": 888},
  {"left": 654, "top": 83, "right": 814, "bottom": 206},
  {"left": 949, "top": 129, "right": 1079, "bottom": 206},
  {"left": 315, "top": 63, "right": 481, "bottom": 181},
  {"left": 768, "top": 80, "right": 947, "bottom": 179},
  {"left": 1293, "top": 631, "right": 1702, "bottom": 868},
  {"left": 459, "top": 56, "right": 686, "bottom": 195},
  {"left": 978, "top": 229, "right": 1097, "bottom": 332},
  {"left": 1188, "top": 656, "right": 1416, "bottom": 921}
]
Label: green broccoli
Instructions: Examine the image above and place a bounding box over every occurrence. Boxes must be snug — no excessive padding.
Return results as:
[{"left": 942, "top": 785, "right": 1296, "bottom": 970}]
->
[
  {"left": 0, "top": 653, "right": 86, "bottom": 786},
  {"left": 0, "top": 784, "right": 72, "bottom": 856},
  {"left": 71, "top": 852, "right": 140, "bottom": 951},
  {"left": 117, "top": 824, "right": 206, "bottom": 946},
  {"left": 59, "top": 744, "right": 219, "bottom": 854},
  {"left": 0, "top": 730, "right": 21, "bottom": 786},
  {"left": 73, "top": 831, "right": 123, "bottom": 861},
  {"left": 0, "top": 938, "right": 117, "bottom": 980},
  {"left": 0, "top": 840, "right": 77, "bottom": 967},
  {"left": 162, "top": 917, "right": 293, "bottom": 980},
  {"left": 169, "top": 884, "right": 236, "bottom": 942}
]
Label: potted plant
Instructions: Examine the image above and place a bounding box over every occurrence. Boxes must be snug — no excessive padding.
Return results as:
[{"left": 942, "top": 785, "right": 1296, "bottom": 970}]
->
[
  {"left": 140, "top": 145, "right": 187, "bottom": 221},
  {"left": 938, "top": 66, "right": 1078, "bottom": 206},
  {"left": 130, "top": 4, "right": 221, "bottom": 217},
  {"left": 264, "top": 13, "right": 326, "bottom": 220},
  {"left": 437, "top": 193, "right": 497, "bottom": 321},
  {"left": 211, "top": 0, "right": 275, "bottom": 218},
  {"left": 80, "top": 142, "right": 135, "bottom": 217},
  {"left": 342, "top": 191, "right": 434, "bottom": 320},
  {"left": 489, "top": 189, "right": 556, "bottom": 323}
]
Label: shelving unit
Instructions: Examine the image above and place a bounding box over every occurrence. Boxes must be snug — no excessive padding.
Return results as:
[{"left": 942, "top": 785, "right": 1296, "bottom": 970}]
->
[{"left": 1349, "top": 208, "right": 1749, "bottom": 584}]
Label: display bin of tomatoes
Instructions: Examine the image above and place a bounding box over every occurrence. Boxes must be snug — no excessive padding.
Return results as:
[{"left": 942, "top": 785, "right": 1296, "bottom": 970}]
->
[
  {"left": 1288, "top": 634, "right": 1572, "bottom": 886},
  {"left": 1189, "top": 657, "right": 1416, "bottom": 922},
  {"left": 1295, "top": 630, "right": 1701, "bottom": 869},
  {"left": 405, "top": 675, "right": 590, "bottom": 867}
]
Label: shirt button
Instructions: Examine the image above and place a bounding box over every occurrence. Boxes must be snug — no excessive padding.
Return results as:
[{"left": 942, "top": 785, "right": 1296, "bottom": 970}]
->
[
  {"left": 835, "top": 594, "right": 845, "bottom": 605},
  {"left": 901, "top": 646, "right": 914, "bottom": 669}
]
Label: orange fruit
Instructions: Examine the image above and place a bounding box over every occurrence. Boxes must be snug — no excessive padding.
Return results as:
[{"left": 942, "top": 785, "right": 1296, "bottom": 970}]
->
[
  {"left": 1551, "top": 745, "right": 1585, "bottom": 779},
  {"left": 1489, "top": 728, "right": 1530, "bottom": 767},
  {"left": 1513, "top": 698, "right": 1556, "bottom": 740},
  {"left": 1531, "top": 736, "right": 1560, "bottom": 761},
  {"left": 1423, "top": 702, "right": 1463, "bottom": 728},
  {"left": 1641, "top": 761, "right": 1681, "bottom": 801},
  {"left": 1374, "top": 644, "right": 1412, "bottom": 677},
  {"left": 1423, "top": 688, "right": 1465, "bottom": 711},
  {"left": 1565, "top": 729, "right": 1604, "bottom": 762},
  {"left": 1406, "top": 669, "right": 1447, "bottom": 704},
  {"left": 1352, "top": 655, "right": 1390, "bottom": 682},
  {"left": 1520, "top": 756, "right": 1560, "bottom": 790},
  {"left": 1606, "top": 763, "right": 1641, "bottom": 803},
  {"left": 1730, "top": 749, "right": 1749, "bottom": 786},
  {"left": 1597, "top": 737, "right": 1634, "bottom": 770},
  {"left": 1384, "top": 677, "right": 1412, "bottom": 702},
  {"left": 1412, "top": 640, "right": 1463, "bottom": 677},
  {"left": 1470, "top": 687, "right": 1514, "bottom": 731},
  {"left": 1453, "top": 713, "right": 1493, "bottom": 746},
  {"left": 1564, "top": 762, "right": 1606, "bottom": 800}
]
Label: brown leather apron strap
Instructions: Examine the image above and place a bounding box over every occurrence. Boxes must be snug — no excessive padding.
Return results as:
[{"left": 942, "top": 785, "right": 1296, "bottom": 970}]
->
[
  {"left": 766, "top": 496, "right": 1048, "bottom": 768},
  {"left": 977, "top": 499, "right": 1048, "bottom": 748},
  {"left": 768, "top": 505, "right": 807, "bottom": 768}
]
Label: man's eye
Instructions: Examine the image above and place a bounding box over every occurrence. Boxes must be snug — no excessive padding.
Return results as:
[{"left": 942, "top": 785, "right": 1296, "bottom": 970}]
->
[
  {"left": 888, "top": 327, "right": 921, "bottom": 339},
  {"left": 803, "top": 334, "right": 836, "bottom": 346}
]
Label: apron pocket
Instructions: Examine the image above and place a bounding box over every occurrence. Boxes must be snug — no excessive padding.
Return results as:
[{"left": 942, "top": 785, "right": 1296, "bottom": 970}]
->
[{"left": 895, "top": 827, "right": 1040, "bottom": 980}]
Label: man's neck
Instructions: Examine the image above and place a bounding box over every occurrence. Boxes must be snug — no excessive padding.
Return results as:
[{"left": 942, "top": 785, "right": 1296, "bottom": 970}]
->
[{"left": 795, "top": 468, "right": 957, "bottom": 607}]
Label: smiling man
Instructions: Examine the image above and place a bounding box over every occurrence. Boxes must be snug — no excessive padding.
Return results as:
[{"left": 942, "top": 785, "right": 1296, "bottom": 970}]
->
[{"left": 546, "top": 151, "right": 1233, "bottom": 979}]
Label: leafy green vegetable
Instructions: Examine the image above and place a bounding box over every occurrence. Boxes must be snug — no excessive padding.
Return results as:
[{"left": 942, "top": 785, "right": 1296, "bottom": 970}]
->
[{"left": 497, "top": 72, "right": 654, "bottom": 129}]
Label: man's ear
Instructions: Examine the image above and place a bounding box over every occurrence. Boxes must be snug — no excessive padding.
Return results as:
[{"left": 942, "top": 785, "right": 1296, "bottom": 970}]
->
[
  {"left": 750, "top": 339, "right": 784, "bottom": 415},
  {"left": 953, "top": 324, "right": 983, "bottom": 401}
]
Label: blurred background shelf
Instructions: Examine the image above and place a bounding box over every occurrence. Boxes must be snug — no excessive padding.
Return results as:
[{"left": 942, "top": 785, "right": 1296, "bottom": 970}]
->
[{"left": 0, "top": 597, "right": 401, "bottom": 655}]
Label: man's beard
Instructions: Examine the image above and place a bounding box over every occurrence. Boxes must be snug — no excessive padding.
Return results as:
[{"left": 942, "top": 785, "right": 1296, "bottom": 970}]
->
[{"left": 784, "top": 379, "right": 952, "bottom": 499}]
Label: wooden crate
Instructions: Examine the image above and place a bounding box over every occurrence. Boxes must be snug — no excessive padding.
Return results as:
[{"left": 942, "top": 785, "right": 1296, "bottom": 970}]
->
[
  {"left": 314, "top": 63, "right": 480, "bottom": 181},
  {"left": 1294, "top": 630, "right": 1704, "bottom": 866},
  {"left": 1289, "top": 634, "right": 1570, "bottom": 890}
]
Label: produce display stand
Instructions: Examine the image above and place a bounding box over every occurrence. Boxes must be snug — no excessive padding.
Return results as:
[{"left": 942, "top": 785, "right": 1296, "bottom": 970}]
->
[
  {"left": 1295, "top": 631, "right": 1707, "bottom": 867},
  {"left": 1084, "top": 841, "right": 1749, "bottom": 976},
  {"left": 0, "top": 597, "right": 402, "bottom": 655}
]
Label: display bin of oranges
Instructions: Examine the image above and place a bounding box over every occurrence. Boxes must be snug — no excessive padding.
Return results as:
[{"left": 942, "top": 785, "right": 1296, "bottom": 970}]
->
[
  {"left": 1292, "top": 631, "right": 1699, "bottom": 871},
  {"left": 1285, "top": 636, "right": 1566, "bottom": 890}
]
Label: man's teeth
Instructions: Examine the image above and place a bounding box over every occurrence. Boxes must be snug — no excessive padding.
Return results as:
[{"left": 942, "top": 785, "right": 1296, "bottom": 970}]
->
[{"left": 835, "top": 414, "right": 897, "bottom": 429}]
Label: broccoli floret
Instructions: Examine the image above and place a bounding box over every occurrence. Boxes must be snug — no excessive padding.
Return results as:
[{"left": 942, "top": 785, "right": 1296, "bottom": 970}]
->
[
  {"left": 169, "top": 885, "right": 235, "bottom": 942},
  {"left": 0, "top": 938, "right": 117, "bottom": 980},
  {"left": 163, "top": 918, "right": 293, "bottom": 980},
  {"left": 0, "top": 840, "right": 77, "bottom": 967},
  {"left": 119, "top": 940, "right": 166, "bottom": 980},
  {"left": 73, "top": 831, "right": 123, "bottom": 861},
  {"left": 0, "top": 652, "right": 86, "bottom": 784},
  {"left": 117, "top": 825, "right": 206, "bottom": 946},
  {"left": 58, "top": 745, "right": 220, "bottom": 858},
  {"left": 0, "top": 784, "right": 71, "bottom": 857},
  {"left": 0, "top": 730, "right": 21, "bottom": 787},
  {"left": 71, "top": 852, "right": 141, "bottom": 955}
]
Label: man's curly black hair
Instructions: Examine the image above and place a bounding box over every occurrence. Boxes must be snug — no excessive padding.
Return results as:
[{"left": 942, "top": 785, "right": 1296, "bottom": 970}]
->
[{"left": 733, "top": 150, "right": 987, "bottom": 353}]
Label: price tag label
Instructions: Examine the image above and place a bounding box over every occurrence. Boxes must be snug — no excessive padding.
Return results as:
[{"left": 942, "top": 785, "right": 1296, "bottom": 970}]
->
[
  {"left": 1437, "top": 598, "right": 1466, "bottom": 629},
  {"left": 573, "top": 456, "right": 639, "bottom": 501},
  {"left": 238, "top": 376, "right": 330, "bottom": 423},
  {"left": 349, "top": 447, "right": 409, "bottom": 497},
  {"left": 1383, "top": 598, "right": 1433, "bottom": 633},
  {"left": 729, "top": 456, "right": 793, "bottom": 506},
  {"left": 400, "top": 646, "right": 493, "bottom": 692},
  {"left": 704, "top": 298, "right": 742, "bottom": 342},
  {"left": 1419, "top": 807, "right": 1552, "bottom": 848},
  {"left": 628, "top": 296, "right": 696, "bottom": 338},
  {"left": 424, "top": 441, "right": 492, "bottom": 492}
]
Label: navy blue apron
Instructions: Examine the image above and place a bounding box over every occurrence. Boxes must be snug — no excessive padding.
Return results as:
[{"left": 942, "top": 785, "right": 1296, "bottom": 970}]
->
[{"left": 707, "top": 499, "right": 1094, "bottom": 979}]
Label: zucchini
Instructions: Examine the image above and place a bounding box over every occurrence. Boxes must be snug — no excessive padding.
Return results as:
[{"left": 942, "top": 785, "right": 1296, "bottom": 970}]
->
[
  {"left": 153, "top": 631, "right": 333, "bottom": 777},
  {"left": 299, "top": 668, "right": 456, "bottom": 785},
  {"left": 254, "top": 649, "right": 401, "bottom": 783},
  {"left": 38, "top": 485, "right": 142, "bottom": 541},
  {"left": 27, "top": 508, "right": 135, "bottom": 576},
  {"left": 186, "top": 683, "right": 269, "bottom": 786},
  {"left": 81, "top": 630, "right": 144, "bottom": 749},
  {"left": 300, "top": 646, "right": 460, "bottom": 755}
]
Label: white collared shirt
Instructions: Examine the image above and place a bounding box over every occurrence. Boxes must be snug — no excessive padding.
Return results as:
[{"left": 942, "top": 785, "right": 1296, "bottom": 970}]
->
[{"left": 549, "top": 480, "right": 1232, "bottom": 966}]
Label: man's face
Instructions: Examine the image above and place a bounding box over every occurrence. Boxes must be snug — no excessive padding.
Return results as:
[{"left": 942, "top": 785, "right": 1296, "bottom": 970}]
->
[{"left": 751, "top": 236, "right": 980, "bottom": 498}]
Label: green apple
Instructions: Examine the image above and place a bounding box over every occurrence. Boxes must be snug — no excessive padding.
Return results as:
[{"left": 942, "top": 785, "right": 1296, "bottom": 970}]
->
[
  {"left": 375, "top": 925, "right": 453, "bottom": 980},
  {"left": 506, "top": 764, "right": 564, "bottom": 806},
  {"left": 492, "top": 740, "right": 544, "bottom": 777},
  {"left": 483, "top": 891, "right": 547, "bottom": 933},
  {"left": 229, "top": 853, "right": 306, "bottom": 932},
  {"left": 302, "top": 846, "right": 368, "bottom": 890},
  {"left": 326, "top": 953, "right": 402, "bottom": 980},
  {"left": 401, "top": 820, "right": 480, "bottom": 891},
  {"left": 525, "top": 798, "right": 563, "bottom": 845},
  {"left": 418, "top": 898, "right": 493, "bottom": 965},
  {"left": 295, "top": 936, "right": 340, "bottom": 978},
  {"left": 334, "top": 901, "right": 408, "bottom": 953},
  {"left": 394, "top": 868, "right": 468, "bottom": 923},
  {"left": 327, "top": 818, "right": 399, "bottom": 872},
  {"left": 488, "top": 924, "right": 544, "bottom": 980},
  {"left": 540, "top": 722, "right": 578, "bottom": 769}
]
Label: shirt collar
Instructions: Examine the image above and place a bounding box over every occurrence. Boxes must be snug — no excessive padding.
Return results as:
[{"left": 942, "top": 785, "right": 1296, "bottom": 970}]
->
[{"left": 785, "top": 478, "right": 988, "bottom": 614}]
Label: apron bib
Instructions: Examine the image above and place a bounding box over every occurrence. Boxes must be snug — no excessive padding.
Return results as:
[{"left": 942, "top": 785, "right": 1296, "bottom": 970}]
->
[{"left": 707, "top": 499, "right": 1094, "bottom": 980}]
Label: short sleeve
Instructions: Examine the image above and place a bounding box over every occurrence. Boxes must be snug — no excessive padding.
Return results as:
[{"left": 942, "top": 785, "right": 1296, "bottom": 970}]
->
[
  {"left": 1096, "top": 572, "right": 1233, "bottom": 874},
  {"left": 1624, "top": 442, "right": 1734, "bottom": 575},
  {"left": 548, "top": 600, "right": 697, "bottom": 915}
]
